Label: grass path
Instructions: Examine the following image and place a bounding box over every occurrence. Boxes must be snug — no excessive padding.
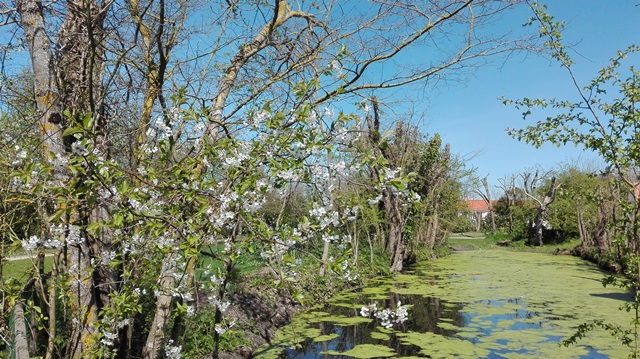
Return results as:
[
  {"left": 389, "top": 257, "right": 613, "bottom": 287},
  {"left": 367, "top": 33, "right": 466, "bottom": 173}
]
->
[
  {"left": 447, "top": 232, "right": 580, "bottom": 254},
  {"left": 2, "top": 253, "right": 54, "bottom": 280},
  {"left": 3, "top": 253, "right": 54, "bottom": 262}
]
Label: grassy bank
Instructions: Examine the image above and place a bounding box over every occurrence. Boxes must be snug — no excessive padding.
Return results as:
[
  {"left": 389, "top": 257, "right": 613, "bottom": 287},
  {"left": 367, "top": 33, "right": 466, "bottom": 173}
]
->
[
  {"left": 447, "top": 232, "right": 581, "bottom": 254},
  {"left": 2, "top": 255, "right": 53, "bottom": 281}
]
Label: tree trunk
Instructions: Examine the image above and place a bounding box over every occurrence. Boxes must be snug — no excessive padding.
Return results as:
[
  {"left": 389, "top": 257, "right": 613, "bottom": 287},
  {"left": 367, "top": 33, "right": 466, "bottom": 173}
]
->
[
  {"left": 594, "top": 202, "right": 612, "bottom": 252},
  {"left": 531, "top": 210, "right": 545, "bottom": 246},
  {"left": 474, "top": 212, "right": 482, "bottom": 232},
  {"left": 481, "top": 177, "right": 496, "bottom": 235},
  {"left": 426, "top": 211, "right": 439, "bottom": 253},
  {"left": 142, "top": 253, "right": 177, "bottom": 359},
  {"left": 319, "top": 151, "right": 335, "bottom": 277},
  {"left": 384, "top": 188, "right": 406, "bottom": 273},
  {"left": 65, "top": 234, "right": 99, "bottom": 359},
  {"left": 18, "top": 0, "right": 113, "bottom": 355},
  {"left": 577, "top": 207, "right": 590, "bottom": 249},
  {"left": 15, "top": 0, "right": 63, "bottom": 157},
  {"left": 12, "top": 302, "right": 30, "bottom": 359},
  {"left": 424, "top": 143, "right": 449, "bottom": 250},
  {"left": 527, "top": 176, "right": 559, "bottom": 246},
  {"left": 45, "top": 251, "right": 62, "bottom": 359}
]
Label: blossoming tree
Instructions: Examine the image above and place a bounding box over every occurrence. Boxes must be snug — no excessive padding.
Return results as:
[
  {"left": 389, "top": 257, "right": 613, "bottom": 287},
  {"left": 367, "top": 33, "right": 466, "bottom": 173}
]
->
[{"left": 2, "top": 0, "right": 530, "bottom": 358}]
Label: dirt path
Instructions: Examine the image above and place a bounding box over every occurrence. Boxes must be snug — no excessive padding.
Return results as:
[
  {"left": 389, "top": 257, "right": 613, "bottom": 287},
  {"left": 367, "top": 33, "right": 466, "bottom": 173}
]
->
[{"left": 3, "top": 253, "right": 54, "bottom": 262}]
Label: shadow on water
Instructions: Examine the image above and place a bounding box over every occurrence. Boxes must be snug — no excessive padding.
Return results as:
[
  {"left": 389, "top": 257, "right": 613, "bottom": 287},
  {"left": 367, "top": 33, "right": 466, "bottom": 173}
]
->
[
  {"left": 590, "top": 292, "right": 634, "bottom": 301},
  {"left": 259, "top": 251, "right": 633, "bottom": 359},
  {"left": 267, "top": 296, "right": 562, "bottom": 358}
]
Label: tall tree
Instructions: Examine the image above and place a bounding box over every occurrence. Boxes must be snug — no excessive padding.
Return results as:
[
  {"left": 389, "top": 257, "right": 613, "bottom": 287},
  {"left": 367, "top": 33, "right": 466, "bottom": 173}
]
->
[
  {"left": 520, "top": 169, "right": 560, "bottom": 246},
  {"left": 506, "top": 2, "right": 640, "bottom": 352},
  {"left": 475, "top": 176, "right": 497, "bottom": 235},
  {"left": 5, "top": 0, "right": 533, "bottom": 357},
  {"left": 497, "top": 174, "right": 518, "bottom": 233}
]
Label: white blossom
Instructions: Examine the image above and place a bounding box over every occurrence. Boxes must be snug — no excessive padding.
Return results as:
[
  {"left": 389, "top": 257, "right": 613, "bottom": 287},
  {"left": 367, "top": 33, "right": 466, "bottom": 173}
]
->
[
  {"left": 368, "top": 194, "right": 382, "bottom": 205},
  {"left": 71, "top": 141, "right": 89, "bottom": 156},
  {"left": 360, "top": 306, "right": 370, "bottom": 317},
  {"left": 165, "top": 340, "right": 182, "bottom": 359},
  {"left": 277, "top": 169, "right": 299, "bottom": 182},
  {"left": 66, "top": 225, "right": 85, "bottom": 245},
  {"left": 42, "top": 238, "right": 63, "bottom": 249},
  {"left": 100, "top": 331, "right": 118, "bottom": 346},
  {"left": 12, "top": 145, "right": 28, "bottom": 165},
  {"left": 186, "top": 305, "right": 195, "bottom": 317},
  {"left": 154, "top": 116, "right": 173, "bottom": 139},
  {"left": 21, "top": 235, "right": 40, "bottom": 251},
  {"left": 193, "top": 122, "right": 205, "bottom": 134},
  {"left": 117, "top": 318, "right": 129, "bottom": 329},
  {"left": 363, "top": 102, "right": 371, "bottom": 114},
  {"left": 360, "top": 302, "right": 408, "bottom": 329},
  {"left": 309, "top": 204, "right": 327, "bottom": 218},
  {"left": 248, "top": 110, "right": 269, "bottom": 128},
  {"left": 327, "top": 60, "right": 344, "bottom": 78},
  {"left": 168, "top": 107, "right": 182, "bottom": 124},
  {"left": 324, "top": 107, "right": 334, "bottom": 119},
  {"left": 384, "top": 167, "right": 402, "bottom": 181},
  {"left": 214, "top": 324, "right": 227, "bottom": 335},
  {"left": 16, "top": 146, "right": 27, "bottom": 159},
  {"left": 319, "top": 210, "right": 339, "bottom": 229}
]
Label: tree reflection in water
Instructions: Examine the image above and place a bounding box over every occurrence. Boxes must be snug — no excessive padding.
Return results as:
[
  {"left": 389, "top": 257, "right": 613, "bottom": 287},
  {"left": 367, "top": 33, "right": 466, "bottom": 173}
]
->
[{"left": 264, "top": 251, "right": 630, "bottom": 359}]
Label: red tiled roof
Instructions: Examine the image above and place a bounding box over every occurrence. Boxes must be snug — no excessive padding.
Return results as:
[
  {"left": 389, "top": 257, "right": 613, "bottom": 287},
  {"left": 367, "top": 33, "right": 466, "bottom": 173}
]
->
[{"left": 466, "top": 199, "right": 489, "bottom": 212}]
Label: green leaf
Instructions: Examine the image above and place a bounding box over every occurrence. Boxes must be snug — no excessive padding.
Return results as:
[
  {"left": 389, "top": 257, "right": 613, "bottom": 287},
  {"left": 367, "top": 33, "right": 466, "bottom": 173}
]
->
[
  {"left": 62, "top": 127, "right": 83, "bottom": 137},
  {"left": 82, "top": 113, "right": 94, "bottom": 130}
]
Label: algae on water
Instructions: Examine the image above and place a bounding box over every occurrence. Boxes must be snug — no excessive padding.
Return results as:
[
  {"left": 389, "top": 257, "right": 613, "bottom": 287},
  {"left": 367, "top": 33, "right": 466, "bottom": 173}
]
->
[{"left": 257, "top": 250, "right": 633, "bottom": 358}]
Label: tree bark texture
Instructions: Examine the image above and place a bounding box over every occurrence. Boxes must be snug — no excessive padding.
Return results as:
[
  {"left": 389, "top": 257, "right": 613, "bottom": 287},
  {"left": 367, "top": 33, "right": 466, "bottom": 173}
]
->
[
  {"left": 366, "top": 98, "right": 407, "bottom": 272},
  {"left": 523, "top": 173, "right": 559, "bottom": 246},
  {"left": 15, "top": 0, "right": 64, "bottom": 158},
  {"left": 11, "top": 302, "right": 30, "bottom": 359},
  {"left": 577, "top": 207, "right": 591, "bottom": 249},
  {"left": 383, "top": 187, "right": 407, "bottom": 273},
  {"left": 425, "top": 144, "right": 450, "bottom": 251},
  {"left": 142, "top": 254, "right": 177, "bottom": 359},
  {"left": 481, "top": 177, "right": 497, "bottom": 235},
  {"left": 17, "top": 0, "right": 112, "bottom": 356}
]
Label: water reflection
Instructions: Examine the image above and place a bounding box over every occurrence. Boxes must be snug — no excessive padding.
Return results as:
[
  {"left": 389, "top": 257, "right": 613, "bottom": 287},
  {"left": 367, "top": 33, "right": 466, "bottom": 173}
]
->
[
  {"left": 276, "top": 297, "right": 549, "bottom": 358},
  {"left": 260, "top": 251, "right": 631, "bottom": 359}
]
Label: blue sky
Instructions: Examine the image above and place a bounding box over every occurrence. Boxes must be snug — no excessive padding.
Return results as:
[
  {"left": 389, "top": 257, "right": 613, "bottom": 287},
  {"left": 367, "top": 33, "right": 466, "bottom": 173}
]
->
[
  {"left": 413, "top": 1, "right": 639, "bottom": 189},
  {"left": 2, "top": 0, "right": 635, "bottom": 192}
]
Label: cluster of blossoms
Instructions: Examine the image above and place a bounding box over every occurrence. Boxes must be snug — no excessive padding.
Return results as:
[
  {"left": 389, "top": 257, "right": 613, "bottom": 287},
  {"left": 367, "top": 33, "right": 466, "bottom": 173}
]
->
[
  {"left": 221, "top": 140, "right": 253, "bottom": 168},
  {"left": 11, "top": 145, "right": 28, "bottom": 166},
  {"left": 206, "top": 186, "right": 265, "bottom": 230},
  {"left": 71, "top": 141, "right": 90, "bottom": 157},
  {"left": 147, "top": 114, "right": 174, "bottom": 140},
  {"left": 19, "top": 223, "right": 83, "bottom": 251},
  {"left": 214, "top": 320, "right": 236, "bottom": 335},
  {"left": 99, "top": 317, "right": 130, "bottom": 346},
  {"left": 309, "top": 202, "right": 340, "bottom": 230},
  {"left": 334, "top": 256, "right": 358, "bottom": 282},
  {"left": 100, "top": 330, "right": 119, "bottom": 347},
  {"left": 247, "top": 109, "right": 270, "bottom": 129},
  {"left": 141, "top": 112, "right": 177, "bottom": 154},
  {"left": 164, "top": 339, "right": 182, "bottom": 359},
  {"left": 208, "top": 294, "right": 235, "bottom": 335},
  {"left": 9, "top": 168, "right": 40, "bottom": 191},
  {"left": 20, "top": 235, "right": 42, "bottom": 251},
  {"left": 382, "top": 167, "right": 402, "bottom": 181},
  {"left": 360, "top": 302, "right": 409, "bottom": 329},
  {"left": 327, "top": 59, "right": 344, "bottom": 79}
]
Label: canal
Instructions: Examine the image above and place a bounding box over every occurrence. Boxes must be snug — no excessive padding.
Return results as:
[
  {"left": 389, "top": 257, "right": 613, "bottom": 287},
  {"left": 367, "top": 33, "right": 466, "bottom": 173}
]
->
[{"left": 255, "top": 250, "right": 635, "bottom": 358}]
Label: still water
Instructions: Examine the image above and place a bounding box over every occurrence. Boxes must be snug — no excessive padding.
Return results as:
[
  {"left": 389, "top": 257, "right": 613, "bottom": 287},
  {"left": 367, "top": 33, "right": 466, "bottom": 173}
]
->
[{"left": 255, "top": 250, "right": 635, "bottom": 358}]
